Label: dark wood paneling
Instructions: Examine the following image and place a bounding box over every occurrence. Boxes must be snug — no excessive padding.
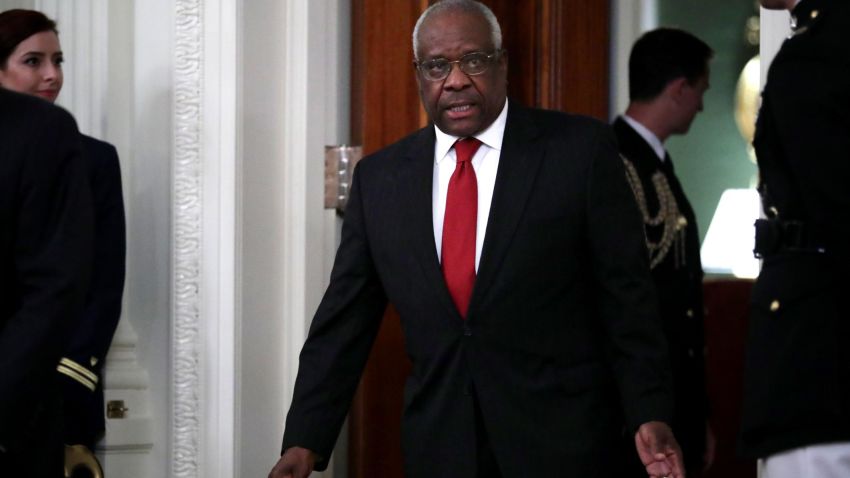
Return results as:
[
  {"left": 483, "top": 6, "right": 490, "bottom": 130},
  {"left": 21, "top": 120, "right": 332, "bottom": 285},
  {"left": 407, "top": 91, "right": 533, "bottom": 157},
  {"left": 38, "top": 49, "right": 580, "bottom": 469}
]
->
[
  {"left": 349, "top": 3, "right": 425, "bottom": 475},
  {"left": 348, "top": 308, "right": 411, "bottom": 478},
  {"left": 351, "top": 0, "right": 428, "bottom": 154},
  {"left": 481, "top": 1, "right": 538, "bottom": 109},
  {"left": 541, "top": 0, "right": 610, "bottom": 118},
  {"left": 703, "top": 280, "right": 757, "bottom": 478},
  {"left": 482, "top": 0, "right": 609, "bottom": 118}
]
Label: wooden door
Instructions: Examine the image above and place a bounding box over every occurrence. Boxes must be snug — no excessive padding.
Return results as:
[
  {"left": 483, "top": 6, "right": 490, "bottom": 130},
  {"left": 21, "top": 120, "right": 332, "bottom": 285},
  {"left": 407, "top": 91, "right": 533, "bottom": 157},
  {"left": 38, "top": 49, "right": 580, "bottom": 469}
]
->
[{"left": 349, "top": 2, "right": 611, "bottom": 476}]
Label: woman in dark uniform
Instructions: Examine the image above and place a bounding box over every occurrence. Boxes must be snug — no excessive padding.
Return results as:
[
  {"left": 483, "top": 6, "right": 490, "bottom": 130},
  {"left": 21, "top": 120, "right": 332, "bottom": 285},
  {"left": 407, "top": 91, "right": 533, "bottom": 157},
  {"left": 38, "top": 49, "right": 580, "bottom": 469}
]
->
[{"left": 0, "top": 8, "right": 126, "bottom": 458}]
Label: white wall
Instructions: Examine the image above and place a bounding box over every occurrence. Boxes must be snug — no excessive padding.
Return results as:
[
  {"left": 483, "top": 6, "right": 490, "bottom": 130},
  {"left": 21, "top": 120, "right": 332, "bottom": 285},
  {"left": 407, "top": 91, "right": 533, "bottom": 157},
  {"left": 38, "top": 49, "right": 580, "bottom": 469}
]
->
[
  {"left": 5, "top": 1, "right": 350, "bottom": 476},
  {"left": 760, "top": 7, "right": 791, "bottom": 86},
  {"left": 125, "top": 0, "right": 173, "bottom": 475},
  {"left": 0, "top": 0, "right": 35, "bottom": 10},
  {"left": 239, "top": 0, "right": 290, "bottom": 474},
  {"left": 239, "top": 1, "right": 350, "bottom": 476},
  {"left": 610, "top": 0, "right": 658, "bottom": 119}
]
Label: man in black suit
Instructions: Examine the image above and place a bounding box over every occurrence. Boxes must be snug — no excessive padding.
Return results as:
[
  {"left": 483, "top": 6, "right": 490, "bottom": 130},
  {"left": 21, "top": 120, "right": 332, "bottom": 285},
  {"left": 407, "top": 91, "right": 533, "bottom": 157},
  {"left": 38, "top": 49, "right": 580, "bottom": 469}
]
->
[
  {"left": 270, "top": 1, "right": 684, "bottom": 477},
  {"left": 613, "top": 28, "right": 714, "bottom": 477},
  {"left": 741, "top": 1, "right": 850, "bottom": 476},
  {"left": 0, "top": 88, "right": 93, "bottom": 476}
]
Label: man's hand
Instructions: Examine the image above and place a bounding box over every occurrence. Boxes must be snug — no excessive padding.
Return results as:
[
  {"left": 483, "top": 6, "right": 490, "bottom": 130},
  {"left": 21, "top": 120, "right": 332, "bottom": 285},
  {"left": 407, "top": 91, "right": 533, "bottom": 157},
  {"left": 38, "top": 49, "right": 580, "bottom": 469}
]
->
[
  {"left": 268, "top": 446, "right": 319, "bottom": 478},
  {"left": 634, "top": 421, "right": 686, "bottom": 478}
]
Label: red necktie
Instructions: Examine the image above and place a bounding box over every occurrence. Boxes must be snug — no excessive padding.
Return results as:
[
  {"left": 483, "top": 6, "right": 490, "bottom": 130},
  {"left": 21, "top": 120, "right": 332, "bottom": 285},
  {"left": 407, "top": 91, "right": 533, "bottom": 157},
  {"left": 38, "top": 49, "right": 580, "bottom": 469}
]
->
[{"left": 442, "top": 137, "right": 482, "bottom": 319}]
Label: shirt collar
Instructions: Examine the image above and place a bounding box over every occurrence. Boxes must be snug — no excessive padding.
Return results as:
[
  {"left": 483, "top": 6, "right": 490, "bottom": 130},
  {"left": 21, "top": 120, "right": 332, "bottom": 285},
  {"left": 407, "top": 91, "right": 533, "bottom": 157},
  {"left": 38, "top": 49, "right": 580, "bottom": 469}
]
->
[
  {"left": 434, "top": 99, "right": 509, "bottom": 164},
  {"left": 622, "top": 114, "right": 667, "bottom": 162}
]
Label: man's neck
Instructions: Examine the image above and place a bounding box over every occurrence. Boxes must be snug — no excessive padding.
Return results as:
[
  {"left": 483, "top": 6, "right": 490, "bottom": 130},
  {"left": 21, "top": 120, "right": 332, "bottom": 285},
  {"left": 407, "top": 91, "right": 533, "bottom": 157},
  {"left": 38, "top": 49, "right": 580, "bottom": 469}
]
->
[{"left": 624, "top": 102, "right": 672, "bottom": 143}]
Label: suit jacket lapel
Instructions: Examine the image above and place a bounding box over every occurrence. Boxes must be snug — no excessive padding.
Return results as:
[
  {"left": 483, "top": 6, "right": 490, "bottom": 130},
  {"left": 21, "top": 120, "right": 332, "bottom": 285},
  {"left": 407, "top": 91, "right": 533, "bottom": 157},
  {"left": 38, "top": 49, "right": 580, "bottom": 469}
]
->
[
  {"left": 469, "top": 103, "right": 544, "bottom": 314},
  {"left": 403, "top": 127, "right": 462, "bottom": 319}
]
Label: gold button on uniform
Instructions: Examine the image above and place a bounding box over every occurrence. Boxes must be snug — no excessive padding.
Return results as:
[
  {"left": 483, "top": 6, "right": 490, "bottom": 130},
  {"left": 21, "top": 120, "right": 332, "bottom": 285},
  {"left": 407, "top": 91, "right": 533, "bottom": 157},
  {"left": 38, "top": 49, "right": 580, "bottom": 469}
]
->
[
  {"left": 811, "top": 10, "right": 819, "bottom": 19},
  {"left": 770, "top": 300, "right": 781, "bottom": 312},
  {"left": 686, "top": 309, "right": 694, "bottom": 318}
]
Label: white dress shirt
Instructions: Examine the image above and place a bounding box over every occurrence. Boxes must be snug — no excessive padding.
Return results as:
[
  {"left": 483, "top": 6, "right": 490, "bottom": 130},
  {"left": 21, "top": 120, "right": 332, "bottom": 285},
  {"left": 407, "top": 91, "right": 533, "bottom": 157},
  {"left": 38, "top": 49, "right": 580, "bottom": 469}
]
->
[
  {"left": 433, "top": 100, "right": 508, "bottom": 271},
  {"left": 622, "top": 114, "right": 667, "bottom": 161}
]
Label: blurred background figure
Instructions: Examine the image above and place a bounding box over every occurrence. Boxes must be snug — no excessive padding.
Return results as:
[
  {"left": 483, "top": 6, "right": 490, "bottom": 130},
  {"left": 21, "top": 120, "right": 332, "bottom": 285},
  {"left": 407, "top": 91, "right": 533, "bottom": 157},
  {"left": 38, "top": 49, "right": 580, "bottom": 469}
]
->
[
  {"left": 614, "top": 27, "right": 715, "bottom": 477},
  {"left": 741, "top": 1, "right": 850, "bottom": 477},
  {"left": 0, "top": 7, "right": 127, "bottom": 473},
  {"left": 0, "top": 87, "right": 93, "bottom": 476}
]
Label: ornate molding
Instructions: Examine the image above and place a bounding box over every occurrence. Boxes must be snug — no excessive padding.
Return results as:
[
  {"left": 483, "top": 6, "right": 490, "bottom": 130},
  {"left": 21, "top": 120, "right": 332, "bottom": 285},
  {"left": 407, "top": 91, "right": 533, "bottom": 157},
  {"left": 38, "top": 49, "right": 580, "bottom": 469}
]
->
[{"left": 172, "top": 0, "right": 203, "bottom": 477}]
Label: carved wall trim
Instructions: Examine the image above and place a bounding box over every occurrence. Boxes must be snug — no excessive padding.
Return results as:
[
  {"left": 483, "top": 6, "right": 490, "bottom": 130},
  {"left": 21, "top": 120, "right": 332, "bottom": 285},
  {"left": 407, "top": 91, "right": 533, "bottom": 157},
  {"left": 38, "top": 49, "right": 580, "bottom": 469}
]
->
[{"left": 172, "top": 0, "right": 203, "bottom": 476}]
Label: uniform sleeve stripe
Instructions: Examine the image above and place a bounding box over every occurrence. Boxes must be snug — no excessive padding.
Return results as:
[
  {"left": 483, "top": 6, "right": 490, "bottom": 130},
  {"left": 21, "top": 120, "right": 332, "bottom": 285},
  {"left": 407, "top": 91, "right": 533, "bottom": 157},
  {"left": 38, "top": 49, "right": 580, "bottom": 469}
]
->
[
  {"left": 57, "top": 365, "right": 97, "bottom": 392},
  {"left": 59, "top": 357, "right": 98, "bottom": 384}
]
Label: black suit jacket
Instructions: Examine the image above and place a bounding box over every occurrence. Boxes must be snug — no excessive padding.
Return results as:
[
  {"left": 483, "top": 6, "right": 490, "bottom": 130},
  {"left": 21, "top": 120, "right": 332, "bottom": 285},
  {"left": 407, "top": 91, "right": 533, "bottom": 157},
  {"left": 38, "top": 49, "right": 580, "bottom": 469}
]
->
[
  {"left": 0, "top": 89, "right": 93, "bottom": 456},
  {"left": 614, "top": 118, "right": 708, "bottom": 471},
  {"left": 283, "top": 104, "right": 673, "bottom": 477},
  {"left": 741, "top": 0, "right": 850, "bottom": 458},
  {"left": 57, "top": 134, "right": 126, "bottom": 447}
]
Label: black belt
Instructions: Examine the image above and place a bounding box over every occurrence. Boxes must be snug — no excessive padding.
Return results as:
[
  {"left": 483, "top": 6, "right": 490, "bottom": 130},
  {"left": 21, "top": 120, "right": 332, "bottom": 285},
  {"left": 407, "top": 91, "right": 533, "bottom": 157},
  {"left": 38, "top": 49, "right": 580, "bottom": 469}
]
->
[{"left": 753, "top": 219, "right": 827, "bottom": 258}]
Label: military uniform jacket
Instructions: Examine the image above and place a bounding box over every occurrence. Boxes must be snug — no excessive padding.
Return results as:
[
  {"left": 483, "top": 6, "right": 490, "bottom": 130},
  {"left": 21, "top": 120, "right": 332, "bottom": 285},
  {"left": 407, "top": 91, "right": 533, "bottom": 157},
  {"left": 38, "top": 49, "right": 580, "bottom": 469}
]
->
[
  {"left": 282, "top": 104, "right": 674, "bottom": 477},
  {"left": 740, "top": 0, "right": 850, "bottom": 458},
  {"left": 0, "top": 89, "right": 93, "bottom": 453},
  {"left": 57, "top": 134, "right": 126, "bottom": 447},
  {"left": 614, "top": 118, "right": 708, "bottom": 471}
]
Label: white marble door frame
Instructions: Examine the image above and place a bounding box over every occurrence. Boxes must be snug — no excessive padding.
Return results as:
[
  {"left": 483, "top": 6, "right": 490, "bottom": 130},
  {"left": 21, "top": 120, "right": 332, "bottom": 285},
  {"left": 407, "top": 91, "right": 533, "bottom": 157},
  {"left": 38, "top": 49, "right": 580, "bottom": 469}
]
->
[{"left": 173, "top": 0, "right": 348, "bottom": 476}]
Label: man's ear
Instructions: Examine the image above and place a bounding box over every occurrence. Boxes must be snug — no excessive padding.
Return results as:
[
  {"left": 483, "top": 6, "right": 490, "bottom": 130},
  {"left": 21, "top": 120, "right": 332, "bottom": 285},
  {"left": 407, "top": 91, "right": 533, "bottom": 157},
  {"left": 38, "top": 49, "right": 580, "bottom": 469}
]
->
[
  {"left": 664, "top": 77, "right": 689, "bottom": 104},
  {"left": 413, "top": 63, "right": 422, "bottom": 88},
  {"left": 497, "top": 49, "right": 508, "bottom": 74}
]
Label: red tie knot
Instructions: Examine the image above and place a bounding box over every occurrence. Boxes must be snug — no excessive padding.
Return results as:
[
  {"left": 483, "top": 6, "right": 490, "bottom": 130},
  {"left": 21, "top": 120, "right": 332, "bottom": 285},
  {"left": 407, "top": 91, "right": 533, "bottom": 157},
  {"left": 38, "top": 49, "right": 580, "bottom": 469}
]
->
[{"left": 454, "top": 137, "right": 483, "bottom": 164}]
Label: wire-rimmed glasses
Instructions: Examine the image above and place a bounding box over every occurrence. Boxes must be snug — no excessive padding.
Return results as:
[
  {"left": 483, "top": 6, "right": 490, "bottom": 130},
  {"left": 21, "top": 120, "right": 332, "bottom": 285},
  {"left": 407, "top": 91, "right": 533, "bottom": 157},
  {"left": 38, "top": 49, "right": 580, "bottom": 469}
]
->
[{"left": 414, "top": 50, "right": 504, "bottom": 81}]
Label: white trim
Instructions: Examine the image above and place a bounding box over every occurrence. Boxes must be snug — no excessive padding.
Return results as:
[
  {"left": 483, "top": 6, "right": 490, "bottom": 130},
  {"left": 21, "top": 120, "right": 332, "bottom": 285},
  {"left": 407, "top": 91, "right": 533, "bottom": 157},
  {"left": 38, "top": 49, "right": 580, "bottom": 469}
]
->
[
  {"left": 172, "top": 0, "right": 241, "bottom": 475},
  {"left": 610, "top": 0, "right": 658, "bottom": 119},
  {"left": 279, "top": 0, "right": 349, "bottom": 411},
  {"left": 280, "top": 0, "right": 310, "bottom": 417},
  {"left": 278, "top": 2, "right": 349, "bottom": 475},
  {"left": 759, "top": 7, "right": 791, "bottom": 88},
  {"left": 201, "top": 0, "right": 240, "bottom": 477},
  {"left": 172, "top": 0, "right": 203, "bottom": 476}
]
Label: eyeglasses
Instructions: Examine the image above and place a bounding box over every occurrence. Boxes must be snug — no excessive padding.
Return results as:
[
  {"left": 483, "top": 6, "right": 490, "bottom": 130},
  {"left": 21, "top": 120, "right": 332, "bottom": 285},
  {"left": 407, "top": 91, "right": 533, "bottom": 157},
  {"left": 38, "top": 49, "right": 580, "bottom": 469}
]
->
[{"left": 414, "top": 50, "right": 503, "bottom": 82}]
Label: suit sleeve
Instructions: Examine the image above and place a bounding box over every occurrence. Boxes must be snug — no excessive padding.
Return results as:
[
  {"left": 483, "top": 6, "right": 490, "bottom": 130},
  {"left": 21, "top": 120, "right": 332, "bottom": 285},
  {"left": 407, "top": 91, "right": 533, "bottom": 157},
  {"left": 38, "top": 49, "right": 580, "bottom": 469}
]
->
[
  {"left": 281, "top": 161, "right": 388, "bottom": 470},
  {"left": 0, "top": 108, "right": 93, "bottom": 449},
  {"left": 585, "top": 125, "right": 674, "bottom": 431},
  {"left": 57, "top": 141, "right": 126, "bottom": 444}
]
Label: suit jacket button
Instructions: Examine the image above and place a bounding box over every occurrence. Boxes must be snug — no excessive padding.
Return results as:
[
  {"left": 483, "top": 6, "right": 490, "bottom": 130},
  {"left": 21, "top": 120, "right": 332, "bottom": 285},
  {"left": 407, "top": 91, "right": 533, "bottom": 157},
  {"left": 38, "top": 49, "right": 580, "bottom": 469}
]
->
[
  {"left": 463, "top": 325, "right": 472, "bottom": 336},
  {"left": 770, "top": 300, "right": 780, "bottom": 312}
]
